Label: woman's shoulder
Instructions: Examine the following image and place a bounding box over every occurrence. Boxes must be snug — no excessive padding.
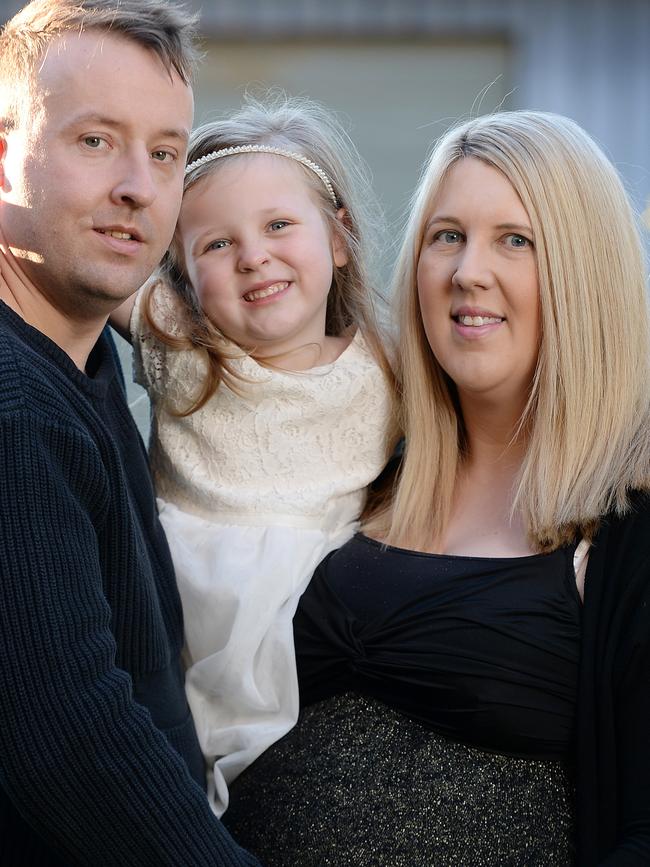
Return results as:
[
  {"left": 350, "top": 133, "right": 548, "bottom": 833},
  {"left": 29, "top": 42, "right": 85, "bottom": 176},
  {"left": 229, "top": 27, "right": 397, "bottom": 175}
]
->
[
  {"left": 601, "top": 489, "right": 650, "bottom": 539},
  {"left": 613, "top": 491, "right": 650, "bottom": 571},
  {"left": 585, "top": 489, "right": 650, "bottom": 616}
]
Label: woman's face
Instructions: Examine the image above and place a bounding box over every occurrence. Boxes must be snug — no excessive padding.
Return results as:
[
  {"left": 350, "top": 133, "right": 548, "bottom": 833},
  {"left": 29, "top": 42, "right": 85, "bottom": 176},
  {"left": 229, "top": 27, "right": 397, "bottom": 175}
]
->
[{"left": 417, "top": 157, "right": 540, "bottom": 412}]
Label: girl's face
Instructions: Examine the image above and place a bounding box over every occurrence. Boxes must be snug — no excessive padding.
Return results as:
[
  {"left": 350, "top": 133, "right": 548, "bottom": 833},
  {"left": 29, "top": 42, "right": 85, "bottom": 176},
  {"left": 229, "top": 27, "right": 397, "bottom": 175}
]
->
[
  {"left": 177, "top": 153, "right": 347, "bottom": 359},
  {"left": 416, "top": 157, "right": 540, "bottom": 413}
]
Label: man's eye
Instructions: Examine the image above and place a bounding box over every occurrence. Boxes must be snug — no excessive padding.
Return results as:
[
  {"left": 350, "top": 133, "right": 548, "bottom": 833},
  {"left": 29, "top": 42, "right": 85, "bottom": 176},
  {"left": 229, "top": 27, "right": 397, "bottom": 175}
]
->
[
  {"left": 83, "top": 136, "right": 104, "bottom": 149},
  {"left": 152, "top": 150, "right": 174, "bottom": 163}
]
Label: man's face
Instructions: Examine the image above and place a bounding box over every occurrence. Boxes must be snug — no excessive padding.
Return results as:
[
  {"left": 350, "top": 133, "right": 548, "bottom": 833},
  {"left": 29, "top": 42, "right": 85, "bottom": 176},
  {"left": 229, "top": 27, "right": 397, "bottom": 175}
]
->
[{"left": 0, "top": 31, "right": 193, "bottom": 320}]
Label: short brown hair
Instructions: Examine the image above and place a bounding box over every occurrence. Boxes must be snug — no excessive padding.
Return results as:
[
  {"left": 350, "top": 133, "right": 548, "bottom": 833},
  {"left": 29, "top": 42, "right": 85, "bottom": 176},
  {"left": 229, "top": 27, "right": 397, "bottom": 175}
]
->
[{"left": 0, "top": 0, "right": 200, "bottom": 130}]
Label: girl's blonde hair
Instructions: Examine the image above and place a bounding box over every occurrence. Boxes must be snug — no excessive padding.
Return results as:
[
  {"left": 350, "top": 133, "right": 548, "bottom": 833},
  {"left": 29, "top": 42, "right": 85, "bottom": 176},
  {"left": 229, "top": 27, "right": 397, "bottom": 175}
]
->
[
  {"left": 144, "top": 91, "right": 396, "bottom": 415},
  {"left": 367, "top": 110, "right": 650, "bottom": 552}
]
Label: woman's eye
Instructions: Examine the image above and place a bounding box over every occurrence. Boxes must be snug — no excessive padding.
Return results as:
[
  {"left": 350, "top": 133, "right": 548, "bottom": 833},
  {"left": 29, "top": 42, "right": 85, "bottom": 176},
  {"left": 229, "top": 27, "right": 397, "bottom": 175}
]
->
[
  {"left": 206, "top": 239, "right": 231, "bottom": 252},
  {"left": 269, "top": 220, "right": 289, "bottom": 231},
  {"left": 434, "top": 230, "right": 462, "bottom": 244},
  {"left": 505, "top": 233, "right": 533, "bottom": 249}
]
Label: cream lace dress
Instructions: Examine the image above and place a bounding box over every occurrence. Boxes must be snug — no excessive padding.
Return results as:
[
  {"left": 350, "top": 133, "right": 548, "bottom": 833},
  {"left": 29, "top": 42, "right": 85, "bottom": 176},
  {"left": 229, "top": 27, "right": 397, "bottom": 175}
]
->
[{"left": 130, "top": 284, "right": 393, "bottom": 816}]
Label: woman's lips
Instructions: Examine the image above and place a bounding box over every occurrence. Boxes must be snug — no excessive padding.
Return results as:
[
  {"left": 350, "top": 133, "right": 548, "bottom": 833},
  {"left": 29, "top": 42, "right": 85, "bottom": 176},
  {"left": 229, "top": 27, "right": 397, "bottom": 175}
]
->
[
  {"left": 455, "top": 314, "right": 503, "bottom": 327},
  {"left": 452, "top": 311, "right": 505, "bottom": 339}
]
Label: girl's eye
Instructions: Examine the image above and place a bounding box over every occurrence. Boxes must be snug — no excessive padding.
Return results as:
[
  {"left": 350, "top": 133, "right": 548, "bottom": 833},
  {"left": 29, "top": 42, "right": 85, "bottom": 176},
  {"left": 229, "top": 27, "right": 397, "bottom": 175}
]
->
[
  {"left": 433, "top": 229, "right": 462, "bottom": 244},
  {"left": 269, "top": 220, "right": 289, "bottom": 231},
  {"left": 505, "top": 233, "right": 533, "bottom": 249},
  {"left": 205, "top": 239, "right": 231, "bottom": 252}
]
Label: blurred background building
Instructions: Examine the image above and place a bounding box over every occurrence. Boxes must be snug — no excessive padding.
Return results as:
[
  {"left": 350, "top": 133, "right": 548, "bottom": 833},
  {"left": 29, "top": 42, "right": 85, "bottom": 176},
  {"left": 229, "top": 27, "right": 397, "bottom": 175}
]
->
[{"left": 2, "top": 0, "right": 648, "bottom": 433}]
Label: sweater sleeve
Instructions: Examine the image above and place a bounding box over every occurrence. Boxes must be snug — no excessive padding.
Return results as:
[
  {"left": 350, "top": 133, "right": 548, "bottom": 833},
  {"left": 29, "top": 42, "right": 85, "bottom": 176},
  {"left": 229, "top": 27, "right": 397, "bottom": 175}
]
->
[
  {"left": 0, "top": 409, "right": 261, "bottom": 867},
  {"left": 597, "top": 503, "right": 650, "bottom": 866},
  {"left": 600, "top": 616, "right": 650, "bottom": 864},
  {"left": 603, "top": 676, "right": 650, "bottom": 866}
]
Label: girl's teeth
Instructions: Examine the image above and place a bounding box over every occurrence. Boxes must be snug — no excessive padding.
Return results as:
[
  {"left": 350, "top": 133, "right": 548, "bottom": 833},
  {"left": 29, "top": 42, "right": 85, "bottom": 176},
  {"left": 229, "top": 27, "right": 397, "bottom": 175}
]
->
[
  {"left": 458, "top": 315, "right": 502, "bottom": 326},
  {"left": 244, "top": 282, "right": 289, "bottom": 302}
]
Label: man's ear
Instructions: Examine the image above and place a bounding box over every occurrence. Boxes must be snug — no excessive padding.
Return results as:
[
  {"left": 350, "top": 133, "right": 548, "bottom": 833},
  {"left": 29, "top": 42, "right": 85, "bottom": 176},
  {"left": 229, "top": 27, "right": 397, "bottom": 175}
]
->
[{"left": 332, "top": 207, "right": 349, "bottom": 268}]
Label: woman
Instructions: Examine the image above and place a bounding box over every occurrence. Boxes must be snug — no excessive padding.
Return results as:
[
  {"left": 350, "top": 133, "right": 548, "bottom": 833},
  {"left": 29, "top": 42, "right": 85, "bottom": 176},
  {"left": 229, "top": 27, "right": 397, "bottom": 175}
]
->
[{"left": 223, "top": 111, "right": 650, "bottom": 865}]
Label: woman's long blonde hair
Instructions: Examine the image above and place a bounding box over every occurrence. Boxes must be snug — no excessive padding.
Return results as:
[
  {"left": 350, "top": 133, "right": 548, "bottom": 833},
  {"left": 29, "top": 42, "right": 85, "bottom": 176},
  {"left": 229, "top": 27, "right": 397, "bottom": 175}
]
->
[
  {"left": 367, "top": 110, "right": 650, "bottom": 552},
  {"left": 144, "top": 91, "right": 397, "bottom": 416}
]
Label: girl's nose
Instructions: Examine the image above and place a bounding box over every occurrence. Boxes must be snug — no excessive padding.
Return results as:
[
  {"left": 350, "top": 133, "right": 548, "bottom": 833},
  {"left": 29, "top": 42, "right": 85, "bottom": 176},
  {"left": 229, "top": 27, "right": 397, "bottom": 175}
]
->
[{"left": 237, "top": 240, "right": 270, "bottom": 272}]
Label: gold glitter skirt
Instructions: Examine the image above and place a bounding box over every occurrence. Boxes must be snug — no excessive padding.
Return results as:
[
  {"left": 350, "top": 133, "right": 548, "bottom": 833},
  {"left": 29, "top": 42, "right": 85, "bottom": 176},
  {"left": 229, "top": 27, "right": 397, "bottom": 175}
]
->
[{"left": 224, "top": 693, "right": 576, "bottom": 866}]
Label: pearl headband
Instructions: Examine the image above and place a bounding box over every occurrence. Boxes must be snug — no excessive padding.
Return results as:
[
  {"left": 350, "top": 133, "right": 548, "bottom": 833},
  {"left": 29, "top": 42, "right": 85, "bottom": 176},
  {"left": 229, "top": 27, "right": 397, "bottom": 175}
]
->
[{"left": 184, "top": 144, "right": 339, "bottom": 207}]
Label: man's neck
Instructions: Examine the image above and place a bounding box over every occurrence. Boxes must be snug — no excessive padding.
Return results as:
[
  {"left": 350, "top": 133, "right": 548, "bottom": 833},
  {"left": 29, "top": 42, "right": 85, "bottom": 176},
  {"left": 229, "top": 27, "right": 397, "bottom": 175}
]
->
[{"left": 0, "top": 244, "right": 106, "bottom": 371}]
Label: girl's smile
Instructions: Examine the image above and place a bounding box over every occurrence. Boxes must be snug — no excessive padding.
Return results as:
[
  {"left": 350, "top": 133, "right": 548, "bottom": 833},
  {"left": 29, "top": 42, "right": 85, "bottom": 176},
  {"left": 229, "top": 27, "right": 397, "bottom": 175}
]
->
[{"left": 241, "top": 280, "right": 291, "bottom": 303}]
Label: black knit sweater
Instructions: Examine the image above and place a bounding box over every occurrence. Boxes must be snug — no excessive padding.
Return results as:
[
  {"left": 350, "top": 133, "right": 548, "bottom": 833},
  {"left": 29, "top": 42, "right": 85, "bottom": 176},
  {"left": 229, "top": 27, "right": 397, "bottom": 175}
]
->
[{"left": 0, "top": 302, "right": 260, "bottom": 866}]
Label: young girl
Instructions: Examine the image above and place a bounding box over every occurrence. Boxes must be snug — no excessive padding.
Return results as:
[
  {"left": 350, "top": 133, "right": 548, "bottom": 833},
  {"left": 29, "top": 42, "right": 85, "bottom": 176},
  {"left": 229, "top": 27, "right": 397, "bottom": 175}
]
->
[{"left": 112, "top": 95, "right": 397, "bottom": 816}]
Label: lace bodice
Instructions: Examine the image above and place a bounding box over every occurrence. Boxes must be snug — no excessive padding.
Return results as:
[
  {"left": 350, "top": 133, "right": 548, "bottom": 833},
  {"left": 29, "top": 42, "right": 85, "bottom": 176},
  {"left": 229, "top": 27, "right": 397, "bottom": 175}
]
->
[{"left": 131, "top": 283, "right": 393, "bottom": 528}]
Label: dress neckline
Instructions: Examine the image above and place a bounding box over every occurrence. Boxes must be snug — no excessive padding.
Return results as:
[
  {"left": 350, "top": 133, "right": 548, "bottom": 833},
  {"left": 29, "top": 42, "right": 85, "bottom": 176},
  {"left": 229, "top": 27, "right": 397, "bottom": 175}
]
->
[{"left": 356, "top": 531, "right": 563, "bottom": 563}]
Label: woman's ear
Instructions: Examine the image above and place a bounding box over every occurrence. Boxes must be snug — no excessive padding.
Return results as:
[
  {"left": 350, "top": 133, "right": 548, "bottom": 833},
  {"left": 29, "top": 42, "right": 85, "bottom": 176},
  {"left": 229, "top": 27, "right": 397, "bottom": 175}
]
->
[{"left": 332, "top": 207, "right": 349, "bottom": 268}]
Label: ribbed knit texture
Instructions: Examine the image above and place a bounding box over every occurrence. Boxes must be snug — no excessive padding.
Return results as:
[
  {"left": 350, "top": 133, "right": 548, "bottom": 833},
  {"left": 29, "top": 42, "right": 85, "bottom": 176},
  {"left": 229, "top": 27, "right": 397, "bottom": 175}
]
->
[{"left": 0, "top": 303, "right": 260, "bottom": 866}]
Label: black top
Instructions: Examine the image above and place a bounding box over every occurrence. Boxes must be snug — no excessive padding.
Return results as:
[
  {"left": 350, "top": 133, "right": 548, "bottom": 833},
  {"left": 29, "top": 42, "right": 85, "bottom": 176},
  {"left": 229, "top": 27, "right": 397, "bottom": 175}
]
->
[
  {"left": 0, "top": 302, "right": 259, "bottom": 866},
  {"left": 295, "top": 534, "right": 581, "bottom": 760}
]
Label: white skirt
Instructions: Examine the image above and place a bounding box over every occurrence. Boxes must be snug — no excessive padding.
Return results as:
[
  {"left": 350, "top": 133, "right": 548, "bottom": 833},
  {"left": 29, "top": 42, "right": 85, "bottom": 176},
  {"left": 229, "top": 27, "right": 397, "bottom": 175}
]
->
[{"left": 158, "top": 499, "right": 357, "bottom": 817}]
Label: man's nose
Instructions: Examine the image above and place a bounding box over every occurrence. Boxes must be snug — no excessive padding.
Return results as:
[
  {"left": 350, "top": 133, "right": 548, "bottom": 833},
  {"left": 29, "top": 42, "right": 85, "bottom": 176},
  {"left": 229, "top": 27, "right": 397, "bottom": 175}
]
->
[{"left": 110, "top": 151, "right": 157, "bottom": 209}]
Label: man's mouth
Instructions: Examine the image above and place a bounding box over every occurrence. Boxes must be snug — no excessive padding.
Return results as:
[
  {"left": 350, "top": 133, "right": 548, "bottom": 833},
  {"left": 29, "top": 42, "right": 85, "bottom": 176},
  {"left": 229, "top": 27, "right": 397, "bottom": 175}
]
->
[
  {"left": 243, "top": 281, "right": 289, "bottom": 302},
  {"left": 95, "top": 228, "right": 141, "bottom": 242}
]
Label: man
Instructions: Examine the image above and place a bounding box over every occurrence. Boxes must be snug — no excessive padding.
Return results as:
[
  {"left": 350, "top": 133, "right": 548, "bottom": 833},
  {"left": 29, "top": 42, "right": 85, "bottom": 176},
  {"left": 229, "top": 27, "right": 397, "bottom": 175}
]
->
[{"left": 0, "top": 1, "right": 261, "bottom": 863}]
